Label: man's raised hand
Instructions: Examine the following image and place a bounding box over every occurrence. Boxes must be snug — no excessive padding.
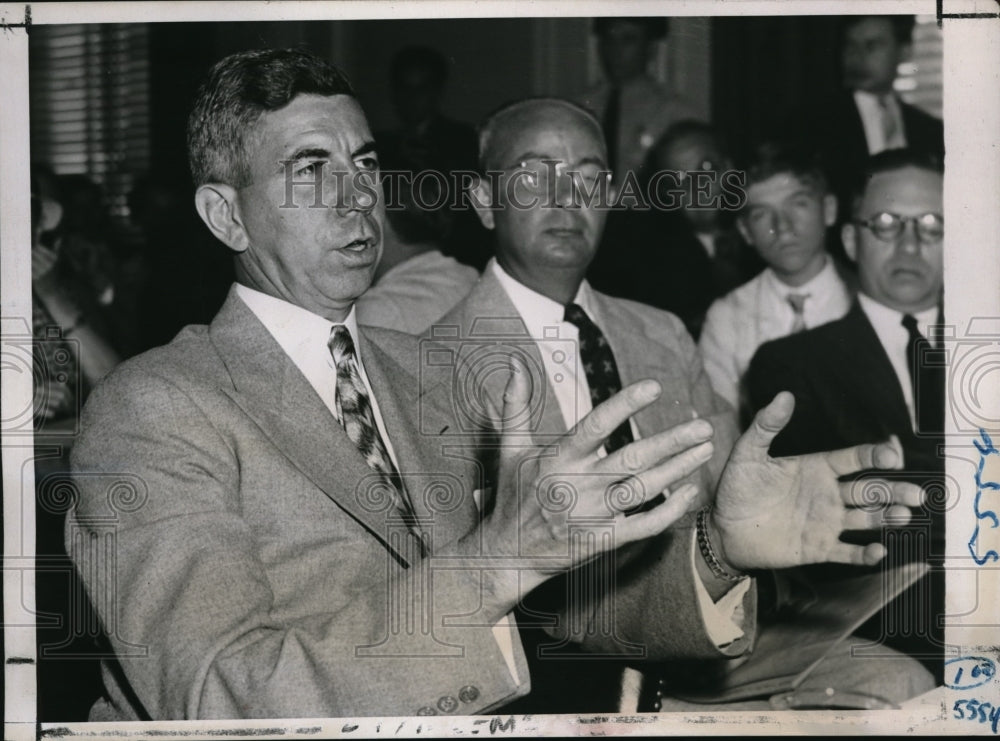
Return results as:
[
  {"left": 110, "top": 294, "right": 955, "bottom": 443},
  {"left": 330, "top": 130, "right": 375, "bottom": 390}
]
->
[
  {"left": 711, "top": 391, "right": 926, "bottom": 571},
  {"left": 478, "top": 354, "right": 713, "bottom": 594}
]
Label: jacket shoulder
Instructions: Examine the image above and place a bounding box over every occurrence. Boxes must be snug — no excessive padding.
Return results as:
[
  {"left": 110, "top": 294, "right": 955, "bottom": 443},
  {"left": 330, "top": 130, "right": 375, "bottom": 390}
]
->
[{"left": 594, "top": 290, "right": 691, "bottom": 343}]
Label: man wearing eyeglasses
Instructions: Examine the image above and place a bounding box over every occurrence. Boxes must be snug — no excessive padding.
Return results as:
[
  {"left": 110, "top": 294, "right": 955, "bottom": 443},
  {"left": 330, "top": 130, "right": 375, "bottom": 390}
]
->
[
  {"left": 432, "top": 102, "right": 935, "bottom": 713},
  {"left": 746, "top": 147, "right": 945, "bottom": 683}
]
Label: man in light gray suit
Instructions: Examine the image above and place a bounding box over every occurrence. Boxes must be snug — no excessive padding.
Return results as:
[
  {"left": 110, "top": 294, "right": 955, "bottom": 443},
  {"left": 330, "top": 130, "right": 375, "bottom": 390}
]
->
[
  {"left": 64, "top": 50, "right": 720, "bottom": 721},
  {"left": 433, "top": 97, "right": 935, "bottom": 713}
]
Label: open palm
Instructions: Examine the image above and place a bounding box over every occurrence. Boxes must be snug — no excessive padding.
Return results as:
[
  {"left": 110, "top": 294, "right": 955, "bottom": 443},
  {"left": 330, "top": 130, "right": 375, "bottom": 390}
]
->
[{"left": 713, "top": 392, "right": 925, "bottom": 570}]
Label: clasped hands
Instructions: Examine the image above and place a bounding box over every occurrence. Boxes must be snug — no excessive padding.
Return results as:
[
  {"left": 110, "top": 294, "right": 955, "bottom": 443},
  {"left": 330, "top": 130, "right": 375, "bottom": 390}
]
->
[{"left": 463, "top": 355, "right": 923, "bottom": 607}]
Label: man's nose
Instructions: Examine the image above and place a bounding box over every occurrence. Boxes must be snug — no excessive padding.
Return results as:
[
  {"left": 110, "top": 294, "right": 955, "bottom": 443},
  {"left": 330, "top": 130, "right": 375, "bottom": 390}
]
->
[
  {"left": 773, "top": 208, "right": 795, "bottom": 236},
  {"left": 553, "top": 169, "right": 577, "bottom": 208},
  {"left": 895, "top": 219, "right": 921, "bottom": 255},
  {"left": 337, "top": 169, "right": 378, "bottom": 216}
]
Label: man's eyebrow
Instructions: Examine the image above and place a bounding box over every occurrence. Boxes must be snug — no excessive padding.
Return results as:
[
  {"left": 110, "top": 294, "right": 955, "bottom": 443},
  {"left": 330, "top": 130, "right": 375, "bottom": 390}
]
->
[
  {"left": 286, "top": 147, "right": 331, "bottom": 162},
  {"left": 352, "top": 141, "right": 377, "bottom": 158},
  {"left": 508, "top": 151, "right": 553, "bottom": 165}
]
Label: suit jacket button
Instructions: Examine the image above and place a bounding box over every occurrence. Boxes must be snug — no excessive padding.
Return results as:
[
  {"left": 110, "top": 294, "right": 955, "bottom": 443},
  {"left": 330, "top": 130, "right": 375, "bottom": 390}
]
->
[
  {"left": 458, "top": 685, "right": 480, "bottom": 703},
  {"left": 416, "top": 706, "right": 437, "bottom": 716},
  {"left": 437, "top": 695, "right": 459, "bottom": 713},
  {"left": 652, "top": 701, "right": 661, "bottom": 711}
]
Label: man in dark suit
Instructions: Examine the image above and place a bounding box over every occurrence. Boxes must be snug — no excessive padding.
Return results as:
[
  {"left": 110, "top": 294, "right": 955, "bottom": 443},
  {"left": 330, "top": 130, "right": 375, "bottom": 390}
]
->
[
  {"left": 817, "top": 16, "right": 944, "bottom": 225},
  {"left": 437, "top": 99, "right": 935, "bottom": 712},
  {"left": 747, "top": 148, "right": 946, "bottom": 680},
  {"left": 65, "top": 49, "right": 710, "bottom": 721}
]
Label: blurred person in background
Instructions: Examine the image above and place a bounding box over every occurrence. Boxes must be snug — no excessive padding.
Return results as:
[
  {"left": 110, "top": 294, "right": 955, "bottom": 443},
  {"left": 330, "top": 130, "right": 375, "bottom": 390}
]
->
[
  {"left": 811, "top": 15, "right": 943, "bottom": 236},
  {"left": 589, "top": 120, "right": 762, "bottom": 339},
  {"left": 578, "top": 17, "right": 698, "bottom": 188},
  {"left": 698, "top": 141, "right": 855, "bottom": 419},
  {"left": 356, "top": 176, "right": 479, "bottom": 334},
  {"left": 377, "top": 45, "right": 488, "bottom": 270}
]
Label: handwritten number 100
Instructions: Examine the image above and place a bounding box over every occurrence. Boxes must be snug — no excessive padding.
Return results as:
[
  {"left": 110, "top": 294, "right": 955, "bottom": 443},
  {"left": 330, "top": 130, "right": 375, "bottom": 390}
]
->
[{"left": 953, "top": 699, "right": 1000, "bottom": 733}]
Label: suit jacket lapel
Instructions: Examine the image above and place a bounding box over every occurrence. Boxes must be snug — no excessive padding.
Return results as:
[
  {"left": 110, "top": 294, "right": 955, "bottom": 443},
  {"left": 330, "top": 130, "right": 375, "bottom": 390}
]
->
[
  {"left": 450, "top": 270, "right": 567, "bottom": 440},
  {"left": 358, "top": 328, "right": 481, "bottom": 548},
  {"left": 208, "top": 289, "right": 414, "bottom": 565},
  {"left": 591, "top": 291, "right": 682, "bottom": 438},
  {"left": 839, "top": 302, "right": 913, "bottom": 433}
]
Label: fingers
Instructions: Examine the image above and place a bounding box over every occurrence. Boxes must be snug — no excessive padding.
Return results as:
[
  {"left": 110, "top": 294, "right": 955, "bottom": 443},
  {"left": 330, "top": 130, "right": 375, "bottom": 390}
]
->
[
  {"left": 598, "top": 418, "right": 714, "bottom": 476},
  {"left": 843, "top": 503, "right": 914, "bottom": 530},
  {"left": 614, "top": 483, "right": 700, "bottom": 542},
  {"left": 823, "top": 436, "right": 905, "bottom": 477},
  {"left": 840, "top": 478, "right": 926, "bottom": 508},
  {"left": 565, "top": 380, "right": 662, "bottom": 457},
  {"left": 624, "top": 441, "right": 714, "bottom": 504},
  {"left": 738, "top": 391, "right": 795, "bottom": 457},
  {"left": 826, "top": 542, "right": 888, "bottom": 567}
]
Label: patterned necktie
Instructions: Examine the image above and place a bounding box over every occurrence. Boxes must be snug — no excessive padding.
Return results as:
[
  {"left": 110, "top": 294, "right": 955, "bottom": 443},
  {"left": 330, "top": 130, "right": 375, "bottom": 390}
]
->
[
  {"left": 786, "top": 293, "right": 810, "bottom": 333},
  {"left": 603, "top": 86, "right": 621, "bottom": 179},
  {"left": 328, "top": 325, "right": 414, "bottom": 522},
  {"left": 564, "top": 302, "right": 634, "bottom": 454},
  {"left": 902, "top": 313, "right": 945, "bottom": 434}
]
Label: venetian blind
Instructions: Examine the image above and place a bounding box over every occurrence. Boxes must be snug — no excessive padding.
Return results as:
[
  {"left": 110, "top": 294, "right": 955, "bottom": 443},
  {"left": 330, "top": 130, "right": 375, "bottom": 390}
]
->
[{"left": 29, "top": 24, "right": 150, "bottom": 221}]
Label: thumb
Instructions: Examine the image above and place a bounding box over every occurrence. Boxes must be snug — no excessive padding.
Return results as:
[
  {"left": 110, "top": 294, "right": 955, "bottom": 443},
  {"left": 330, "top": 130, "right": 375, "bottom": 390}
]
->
[
  {"left": 497, "top": 353, "right": 537, "bottom": 467},
  {"left": 739, "top": 391, "right": 795, "bottom": 457}
]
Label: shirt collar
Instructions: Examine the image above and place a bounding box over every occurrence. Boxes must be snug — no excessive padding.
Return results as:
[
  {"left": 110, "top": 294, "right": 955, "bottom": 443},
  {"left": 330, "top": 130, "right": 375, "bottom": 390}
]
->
[
  {"left": 234, "top": 283, "right": 362, "bottom": 363},
  {"left": 857, "top": 292, "right": 939, "bottom": 341},
  {"left": 763, "top": 255, "right": 838, "bottom": 299},
  {"left": 854, "top": 89, "right": 897, "bottom": 108},
  {"left": 489, "top": 258, "right": 596, "bottom": 338}
]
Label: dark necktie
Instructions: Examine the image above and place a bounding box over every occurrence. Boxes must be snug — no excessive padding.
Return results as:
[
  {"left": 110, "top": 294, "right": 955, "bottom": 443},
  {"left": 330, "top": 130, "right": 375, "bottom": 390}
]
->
[
  {"left": 902, "top": 313, "right": 945, "bottom": 434},
  {"left": 564, "top": 302, "right": 634, "bottom": 453},
  {"left": 602, "top": 86, "right": 621, "bottom": 179},
  {"left": 328, "top": 326, "right": 415, "bottom": 523}
]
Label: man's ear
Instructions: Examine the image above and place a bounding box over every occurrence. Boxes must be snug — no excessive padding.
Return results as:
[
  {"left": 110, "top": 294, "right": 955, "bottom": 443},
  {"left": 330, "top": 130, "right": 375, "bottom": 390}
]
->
[
  {"left": 735, "top": 216, "right": 753, "bottom": 247},
  {"left": 823, "top": 193, "right": 838, "bottom": 227},
  {"left": 841, "top": 222, "right": 858, "bottom": 263},
  {"left": 194, "top": 183, "right": 249, "bottom": 253},
  {"left": 469, "top": 178, "right": 496, "bottom": 231}
]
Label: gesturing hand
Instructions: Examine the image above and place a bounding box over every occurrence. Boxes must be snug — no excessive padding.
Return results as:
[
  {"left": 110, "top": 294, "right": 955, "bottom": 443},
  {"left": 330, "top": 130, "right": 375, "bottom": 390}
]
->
[
  {"left": 712, "top": 392, "right": 925, "bottom": 571},
  {"left": 479, "top": 354, "right": 712, "bottom": 595}
]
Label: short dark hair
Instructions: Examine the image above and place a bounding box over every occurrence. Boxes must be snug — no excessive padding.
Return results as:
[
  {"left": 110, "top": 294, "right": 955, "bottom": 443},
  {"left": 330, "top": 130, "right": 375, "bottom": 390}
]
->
[
  {"left": 850, "top": 147, "right": 944, "bottom": 213},
  {"left": 742, "top": 140, "right": 829, "bottom": 194},
  {"left": 187, "top": 48, "right": 355, "bottom": 188},
  {"left": 390, "top": 46, "right": 449, "bottom": 88},
  {"left": 842, "top": 15, "right": 917, "bottom": 46},
  {"left": 650, "top": 119, "right": 723, "bottom": 159},
  {"left": 593, "top": 16, "right": 669, "bottom": 41}
]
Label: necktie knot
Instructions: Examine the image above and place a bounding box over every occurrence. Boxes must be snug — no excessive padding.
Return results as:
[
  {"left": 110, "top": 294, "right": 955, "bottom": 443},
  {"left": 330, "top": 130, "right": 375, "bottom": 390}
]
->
[
  {"left": 564, "top": 302, "right": 593, "bottom": 329},
  {"left": 786, "top": 293, "right": 809, "bottom": 315},
  {"left": 901, "top": 313, "right": 920, "bottom": 336},
  {"left": 786, "top": 293, "right": 809, "bottom": 333},
  {"left": 329, "top": 325, "right": 355, "bottom": 366}
]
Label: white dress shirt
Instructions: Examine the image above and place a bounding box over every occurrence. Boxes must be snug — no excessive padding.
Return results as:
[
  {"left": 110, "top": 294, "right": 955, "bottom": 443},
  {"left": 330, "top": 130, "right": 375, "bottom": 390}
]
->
[
  {"left": 235, "top": 283, "right": 521, "bottom": 683},
  {"left": 857, "top": 293, "right": 940, "bottom": 430},
  {"left": 854, "top": 90, "right": 908, "bottom": 154},
  {"left": 699, "top": 258, "right": 853, "bottom": 410}
]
